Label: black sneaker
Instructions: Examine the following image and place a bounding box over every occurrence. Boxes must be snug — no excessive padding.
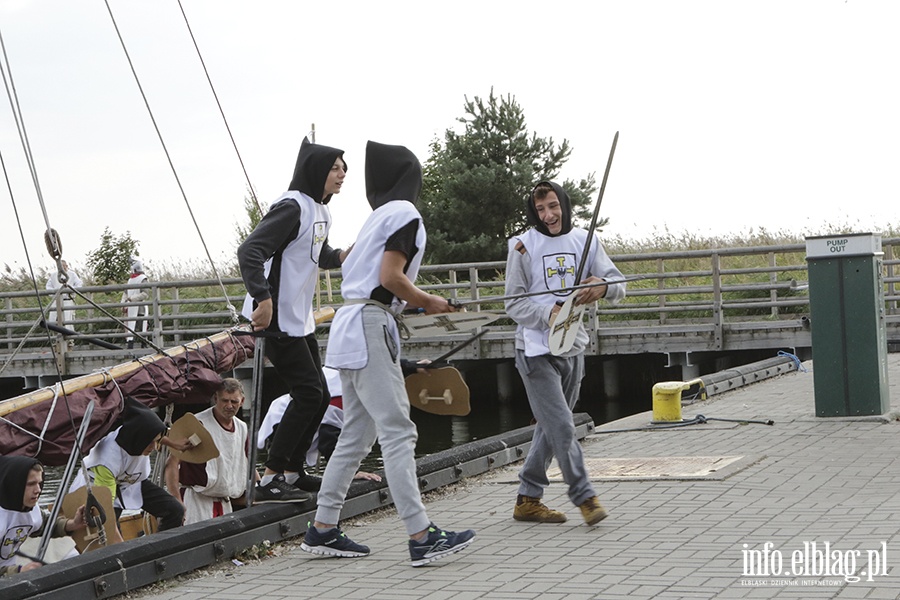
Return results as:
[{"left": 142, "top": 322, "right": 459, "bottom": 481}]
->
[
  {"left": 254, "top": 474, "right": 311, "bottom": 503},
  {"left": 300, "top": 524, "right": 370, "bottom": 558},
  {"left": 409, "top": 523, "right": 475, "bottom": 567},
  {"left": 291, "top": 473, "right": 322, "bottom": 492}
]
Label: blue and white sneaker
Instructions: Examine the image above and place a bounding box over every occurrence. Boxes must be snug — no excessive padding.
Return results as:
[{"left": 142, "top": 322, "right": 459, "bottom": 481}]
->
[
  {"left": 409, "top": 523, "right": 476, "bottom": 567},
  {"left": 300, "top": 524, "right": 370, "bottom": 558}
]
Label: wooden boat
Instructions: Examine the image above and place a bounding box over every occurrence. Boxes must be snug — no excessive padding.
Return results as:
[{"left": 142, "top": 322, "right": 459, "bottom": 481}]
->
[{"left": 0, "top": 325, "right": 257, "bottom": 466}]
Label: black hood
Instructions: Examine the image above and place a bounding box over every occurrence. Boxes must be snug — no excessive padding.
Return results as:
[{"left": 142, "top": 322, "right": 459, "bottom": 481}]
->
[
  {"left": 526, "top": 181, "right": 573, "bottom": 237},
  {"left": 0, "top": 455, "right": 41, "bottom": 512},
  {"left": 115, "top": 397, "right": 166, "bottom": 456},
  {"left": 287, "top": 137, "right": 346, "bottom": 205},
  {"left": 364, "top": 141, "right": 422, "bottom": 210}
]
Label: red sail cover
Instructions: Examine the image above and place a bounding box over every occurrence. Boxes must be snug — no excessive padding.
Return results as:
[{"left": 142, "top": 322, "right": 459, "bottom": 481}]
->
[{"left": 0, "top": 333, "right": 255, "bottom": 466}]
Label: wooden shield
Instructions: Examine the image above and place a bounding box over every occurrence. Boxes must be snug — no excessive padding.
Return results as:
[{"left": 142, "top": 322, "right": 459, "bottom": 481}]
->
[
  {"left": 548, "top": 295, "right": 586, "bottom": 356},
  {"left": 403, "top": 311, "right": 502, "bottom": 337},
  {"left": 62, "top": 486, "right": 121, "bottom": 553},
  {"left": 314, "top": 307, "right": 335, "bottom": 324},
  {"left": 405, "top": 367, "right": 471, "bottom": 416},
  {"left": 167, "top": 412, "right": 219, "bottom": 464}
]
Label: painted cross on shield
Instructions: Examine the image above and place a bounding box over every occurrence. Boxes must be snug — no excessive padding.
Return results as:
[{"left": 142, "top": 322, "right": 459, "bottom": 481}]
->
[{"left": 543, "top": 253, "right": 577, "bottom": 294}]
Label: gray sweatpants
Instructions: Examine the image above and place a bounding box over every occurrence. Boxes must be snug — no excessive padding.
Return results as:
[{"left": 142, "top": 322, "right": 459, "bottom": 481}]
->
[
  {"left": 315, "top": 307, "right": 431, "bottom": 536},
  {"left": 515, "top": 349, "right": 597, "bottom": 506}
]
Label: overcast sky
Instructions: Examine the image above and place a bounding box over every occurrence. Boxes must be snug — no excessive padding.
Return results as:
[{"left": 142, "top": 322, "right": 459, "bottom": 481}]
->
[{"left": 1, "top": 0, "right": 898, "bottom": 279}]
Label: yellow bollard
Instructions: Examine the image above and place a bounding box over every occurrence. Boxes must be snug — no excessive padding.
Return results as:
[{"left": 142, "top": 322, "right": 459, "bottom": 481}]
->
[{"left": 651, "top": 378, "right": 706, "bottom": 423}]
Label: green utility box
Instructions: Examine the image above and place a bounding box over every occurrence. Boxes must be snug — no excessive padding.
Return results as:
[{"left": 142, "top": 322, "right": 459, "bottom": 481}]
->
[{"left": 805, "top": 233, "right": 890, "bottom": 417}]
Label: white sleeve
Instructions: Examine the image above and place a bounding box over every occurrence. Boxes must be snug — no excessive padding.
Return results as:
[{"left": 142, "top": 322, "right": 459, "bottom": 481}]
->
[
  {"left": 589, "top": 236, "right": 626, "bottom": 304},
  {"left": 504, "top": 239, "right": 553, "bottom": 330}
]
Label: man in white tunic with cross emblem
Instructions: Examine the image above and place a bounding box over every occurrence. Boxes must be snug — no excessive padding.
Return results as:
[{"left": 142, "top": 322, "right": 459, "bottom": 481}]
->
[{"left": 505, "top": 180, "right": 625, "bottom": 526}]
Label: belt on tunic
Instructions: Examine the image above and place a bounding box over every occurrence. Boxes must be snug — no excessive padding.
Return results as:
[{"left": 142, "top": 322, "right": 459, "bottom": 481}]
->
[{"left": 343, "top": 298, "right": 411, "bottom": 340}]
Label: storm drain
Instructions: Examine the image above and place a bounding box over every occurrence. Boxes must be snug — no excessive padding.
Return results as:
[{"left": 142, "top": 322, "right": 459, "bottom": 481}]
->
[{"left": 547, "top": 455, "right": 761, "bottom": 481}]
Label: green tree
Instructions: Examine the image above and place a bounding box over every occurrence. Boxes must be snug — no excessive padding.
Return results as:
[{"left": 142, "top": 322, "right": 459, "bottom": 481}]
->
[
  {"left": 234, "top": 188, "right": 264, "bottom": 248},
  {"left": 85, "top": 228, "right": 140, "bottom": 284},
  {"left": 419, "top": 90, "right": 601, "bottom": 264}
]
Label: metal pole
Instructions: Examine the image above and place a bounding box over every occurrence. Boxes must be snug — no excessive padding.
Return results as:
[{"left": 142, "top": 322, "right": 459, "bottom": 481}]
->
[
  {"left": 573, "top": 131, "right": 619, "bottom": 284},
  {"left": 244, "top": 335, "right": 265, "bottom": 508},
  {"left": 37, "top": 401, "right": 95, "bottom": 561}
]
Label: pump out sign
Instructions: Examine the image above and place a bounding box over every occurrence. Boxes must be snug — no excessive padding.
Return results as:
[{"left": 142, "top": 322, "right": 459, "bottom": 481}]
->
[{"left": 805, "top": 233, "right": 882, "bottom": 258}]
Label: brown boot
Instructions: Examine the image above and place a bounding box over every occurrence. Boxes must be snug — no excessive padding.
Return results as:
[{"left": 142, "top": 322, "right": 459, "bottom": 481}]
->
[
  {"left": 578, "top": 496, "right": 608, "bottom": 525},
  {"left": 513, "top": 495, "right": 567, "bottom": 523}
]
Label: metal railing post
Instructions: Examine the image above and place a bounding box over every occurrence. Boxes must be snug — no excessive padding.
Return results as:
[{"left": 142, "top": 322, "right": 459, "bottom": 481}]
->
[
  {"left": 769, "top": 251, "right": 778, "bottom": 318},
  {"left": 657, "top": 257, "right": 666, "bottom": 325},
  {"left": 5, "top": 298, "right": 12, "bottom": 350},
  {"left": 711, "top": 252, "right": 723, "bottom": 350},
  {"left": 151, "top": 283, "right": 162, "bottom": 348},
  {"left": 886, "top": 242, "right": 896, "bottom": 314},
  {"left": 449, "top": 270, "right": 458, "bottom": 303},
  {"left": 172, "top": 288, "right": 181, "bottom": 344}
]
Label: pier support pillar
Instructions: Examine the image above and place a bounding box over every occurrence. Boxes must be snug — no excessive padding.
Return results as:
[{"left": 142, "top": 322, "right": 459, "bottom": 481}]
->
[
  {"left": 666, "top": 352, "right": 699, "bottom": 381},
  {"left": 681, "top": 363, "right": 700, "bottom": 380},
  {"left": 496, "top": 361, "right": 515, "bottom": 403},
  {"left": 602, "top": 359, "right": 620, "bottom": 399}
]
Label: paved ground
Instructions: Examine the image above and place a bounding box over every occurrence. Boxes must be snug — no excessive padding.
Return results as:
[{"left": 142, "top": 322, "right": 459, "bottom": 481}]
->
[{"left": 131, "top": 355, "right": 900, "bottom": 600}]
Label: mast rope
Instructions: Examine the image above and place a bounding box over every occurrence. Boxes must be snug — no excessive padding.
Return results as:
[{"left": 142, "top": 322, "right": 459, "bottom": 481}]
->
[
  {"left": 67, "top": 286, "right": 166, "bottom": 353},
  {"left": 176, "top": 0, "right": 262, "bottom": 218},
  {"left": 0, "top": 294, "right": 66, "bottom": 377},
  {"left": 0, "top": 415, "right": 44, "bottom": 441},
  {"left": 0, "top": 28, "right": 94, "bottom": 482},
  {"left": 32, "top": 386, "right": 63, "bottom": 456},
  {"left": 2, "top": 9, "right": 257, "bottom": 542},
  {"left": 103, "top": 1, "right": 238, "bottom": 323},
  {"left": 0, "top": 29, "right": 59, "bottom": 254}
]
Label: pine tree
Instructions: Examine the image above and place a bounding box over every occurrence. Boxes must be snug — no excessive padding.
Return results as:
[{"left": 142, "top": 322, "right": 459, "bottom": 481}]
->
[{"left": 419, "top": 90, "right": 599, "bottom": 264}]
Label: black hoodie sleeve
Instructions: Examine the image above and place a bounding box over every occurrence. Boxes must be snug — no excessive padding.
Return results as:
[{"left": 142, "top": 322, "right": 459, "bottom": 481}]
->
[
  {"left": 400, "top": 359, "right": 421, "bottom": 377},
  {"left": 237, "top": 200, "right": 302, "bottom": 302},
  {"left": 317, "top": 240, "right": 344, "bottom": 270}
]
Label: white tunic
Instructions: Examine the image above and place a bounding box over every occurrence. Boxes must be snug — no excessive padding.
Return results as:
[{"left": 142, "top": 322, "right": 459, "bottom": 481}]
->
[
  {"left": 70, "top": 428, "right": 150, "bottom": 510},
  {"left": 182, "top": 408, "right": 249, "bottom": 525},
  {"left": 122, "top": 273, "right": 150, "bottom": 335},
  {"left": 0, "top": 506, "right": 43, "bottom": 569},
  {"left": 509, "top": 227, "right": 627, "bottom": 357},
  {"left": 241, "top": 191, "right": 331, "bottom": 337},
  {"left": 325, "top": 201, "right": 425, "bottom": 369},
  {"left": 46, "top": 268, "right": 84, "bottom": 323}
]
